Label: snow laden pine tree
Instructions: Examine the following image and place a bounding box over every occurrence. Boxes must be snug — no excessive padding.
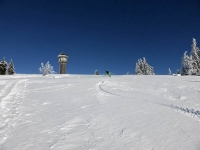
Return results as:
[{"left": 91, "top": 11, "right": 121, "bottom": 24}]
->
[
  {"left": 94, "top": 70, "right": 99, "bottom": 75},
  {"left": 190, "top": 38, "right": 200, "bottom": 63},
  {"left": 135, "top": 59, "right": 143, "bottom": 75},
  {"left": 135, "top": 57, "right": 154, "bottom": 75},
  {"left": 181, "top": 38, "right": 200, "bottom": 75},
  {"left": 180, "top": 51, "right": 194, "bottom": 75},
  {"left": 190, "top": 38, "right": 200, "bottom": 75},
  {"left": 6, "top": 59, "right": 15, "bottom": 75},
  {"left": 168, "top": 68, "right": 172, "bottom": 75},
  {"left": 39, "top": 61, "right": 55, "bottom": 76},
  {"left": 0, "top": 58, "right": 7, "bottom": 75}
]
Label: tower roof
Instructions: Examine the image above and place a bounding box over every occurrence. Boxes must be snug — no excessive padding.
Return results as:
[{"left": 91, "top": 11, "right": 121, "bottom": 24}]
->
[{"left": 59, "top": 51, "right": 67, "bottom": 56}]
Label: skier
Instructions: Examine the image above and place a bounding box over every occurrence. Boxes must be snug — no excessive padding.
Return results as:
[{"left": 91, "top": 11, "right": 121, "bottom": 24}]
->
[{"left": 105, "top": 70, "right": 111, "bottom": 77}]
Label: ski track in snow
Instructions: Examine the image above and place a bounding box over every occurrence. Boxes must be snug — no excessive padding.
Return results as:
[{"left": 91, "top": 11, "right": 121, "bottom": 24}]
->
[
  {"left": 0, "top": 75, "right": 200, "bottom": 150},
  {"left": 97, "top": 80, "right": 137, "bottom": 100},
  {"left": 95, "top": 80, "right": 154, "bottom": 149},
  {"left": 0, "top": 79, "right": 28, "bottom": 148},
  {"left": 170, "top": 105, "right": 200, "bottom": 121},
  {"left": 48, "top": 80, "right": 154, "bottom": 150},
  {"left": 98, "top": 79, "right": 200, "bottom": 126}
]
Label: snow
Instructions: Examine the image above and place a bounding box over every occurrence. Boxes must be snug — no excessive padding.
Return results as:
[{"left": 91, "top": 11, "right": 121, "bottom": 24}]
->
[{"left": 0, "top": 74, "right": 200, "bottom": 150}]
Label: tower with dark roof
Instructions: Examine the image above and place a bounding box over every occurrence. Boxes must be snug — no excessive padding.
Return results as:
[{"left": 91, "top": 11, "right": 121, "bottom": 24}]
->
[{"left": 58, "top": 52, "right": 68, "bottom": 74}]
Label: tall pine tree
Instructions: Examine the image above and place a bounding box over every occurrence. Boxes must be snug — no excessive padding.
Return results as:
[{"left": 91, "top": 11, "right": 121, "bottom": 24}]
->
[
  {"left": 7, "top": 59, "right": 15, "bottom": 75},
  {"left": 190, "top": 38, "right": 200, "bottom": 75},
  {"left": 0, "top": 58, "right": 7, "bottom": 75},
  {"left": 181, "top": 38, "right": 200, "bottom": 75},
  {"left": 180, "top": 51, "right": 194, "bottom": 75},
  {"left": 168, "top": 68, "right": 172, "bottom": 75},
  {"left": 135, "top": 57, "right": 154, "bottom": 75}
]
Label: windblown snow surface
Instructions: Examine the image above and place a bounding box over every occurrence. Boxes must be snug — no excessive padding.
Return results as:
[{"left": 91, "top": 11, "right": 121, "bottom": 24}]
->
[{"left": 0, "top": 74, "right": 200, "bottom": 150}]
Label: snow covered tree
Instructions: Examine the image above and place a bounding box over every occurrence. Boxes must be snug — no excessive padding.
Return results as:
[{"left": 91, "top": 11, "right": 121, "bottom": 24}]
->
[
  {"left": 135, "top": 59, "right": 143, "bottom": 75},
  {"left": 135, "top": 57, "right": 154, "bottom": 75},
  {"left": 180, "top": 51, "right": 194, "bottom": 75},
  {"left": 168, "top": 68, "right": 172, "bottom": 75},
  {"left": 146, "top": 65, "right": 154, "bottom": 75},
  {"left": 6, "top": 59, "right": 15, "bottom": 75},
  {"left": 0, "top": 57, "right": 7, "bottom": 75},
  {"left": 180, "top": 38, "right": 200, "bottom": 75},
  {"left": 190, "top": 38, "right": 200, "bottom": 62},
  {"left": 94, "top": 70, "right": 99, "bottom": 75},
  {"left": 39, "top": 61, "right": 55, "bottom": 76},
  {"left": 190, "top": 38, "right": 200, "bottom": 75}
]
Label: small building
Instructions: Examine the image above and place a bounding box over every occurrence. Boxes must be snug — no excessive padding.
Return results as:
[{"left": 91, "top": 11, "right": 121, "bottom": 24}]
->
[{"left": 58, "top": 52, "right": 68, "bottom": 74}]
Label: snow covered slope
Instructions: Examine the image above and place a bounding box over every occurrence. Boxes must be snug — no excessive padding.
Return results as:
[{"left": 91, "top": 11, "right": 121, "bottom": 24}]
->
[{"left": 0, "top": 74, "right": 200, "bottom": 150}]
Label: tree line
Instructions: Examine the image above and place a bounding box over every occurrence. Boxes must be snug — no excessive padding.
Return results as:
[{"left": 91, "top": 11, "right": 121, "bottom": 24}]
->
[
  {"left": 2, "top": 38, "right": 199, "bottom": 76},
  {"left": 134, "top": 38, "right": 200, "bottom": 75}
]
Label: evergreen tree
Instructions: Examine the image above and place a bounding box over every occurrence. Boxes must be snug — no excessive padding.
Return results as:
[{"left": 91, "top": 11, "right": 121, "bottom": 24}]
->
[
  {"left": 135, "top": 57, "right": 154, "bottom": 75},
  {"left": 168, "top": 68, "right": 172, "bottom": 75},
  {"left": 180, "top": 51, "right": 194, "bottom": 75},
  {"left": 39, "top": 61, "right": 55, "bottom": 76},
  {"left": 94, "top": 70, "right": 99, "bottom": 75},
  {"left": 181, "top": 38, "right": 200, "bottom": 75},
  {"left": 7, "top": 59, "right": 15, "bottom": 75},
  {"left": 135, "top": 62, "right": 142, "bottom": 75},
  {"left": 146, "top": 64, "right": 154, "bottom": 75},
  {"left": 0, "top": 58, "right": 7, "bottom": 75},
  {"left": 190, "top": 38, "right": 200, "bottom": 61},
  {"left": 190, "top": 38, "right": 200, "bottom": 75}
]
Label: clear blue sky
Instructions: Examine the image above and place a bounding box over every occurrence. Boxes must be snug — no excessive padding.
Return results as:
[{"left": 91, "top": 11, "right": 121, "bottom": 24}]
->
[{"left": 0, "top": 0, "right": 200, "bottom": 75}]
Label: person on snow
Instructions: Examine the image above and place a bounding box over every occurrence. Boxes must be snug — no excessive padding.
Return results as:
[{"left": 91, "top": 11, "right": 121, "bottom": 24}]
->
[{"left": 105, "top": 70, "right": 111, "bottom": 77}]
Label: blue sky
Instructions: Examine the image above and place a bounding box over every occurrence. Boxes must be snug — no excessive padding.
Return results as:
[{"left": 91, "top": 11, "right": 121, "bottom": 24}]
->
[{"left": 0, "top": 0, "right": 200, "bottom": 75}]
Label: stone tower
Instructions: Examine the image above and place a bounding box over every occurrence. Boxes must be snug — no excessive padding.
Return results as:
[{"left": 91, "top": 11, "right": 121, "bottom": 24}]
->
[{"left": 58, "top": 52, "right": 68, "bottom": 74}]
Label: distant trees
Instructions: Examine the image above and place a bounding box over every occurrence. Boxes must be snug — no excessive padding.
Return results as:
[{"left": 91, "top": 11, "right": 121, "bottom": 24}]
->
[
  {"left": 168, "top": 68, "right": 172, "bottom": 75},
  {"left": 0, "top": 58, "right": 7, "bottom": 75},
  {"left": 7, "top": 59, "right": 15, "bottom": 75},
  {"left": 39, "top": 61, "right": 55, "bottom": 76},
  {"left": 94, "top": 70, "right": 99, "bottom": 75},
  {"left": 135, "top": 57, "right": 154, "bottom": 75},
  {"left": 0, "top": 58, "right": 15, "bottom": 75},
  {"left": 181, "top": 38, "right": 200, "bottom": 75}
]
